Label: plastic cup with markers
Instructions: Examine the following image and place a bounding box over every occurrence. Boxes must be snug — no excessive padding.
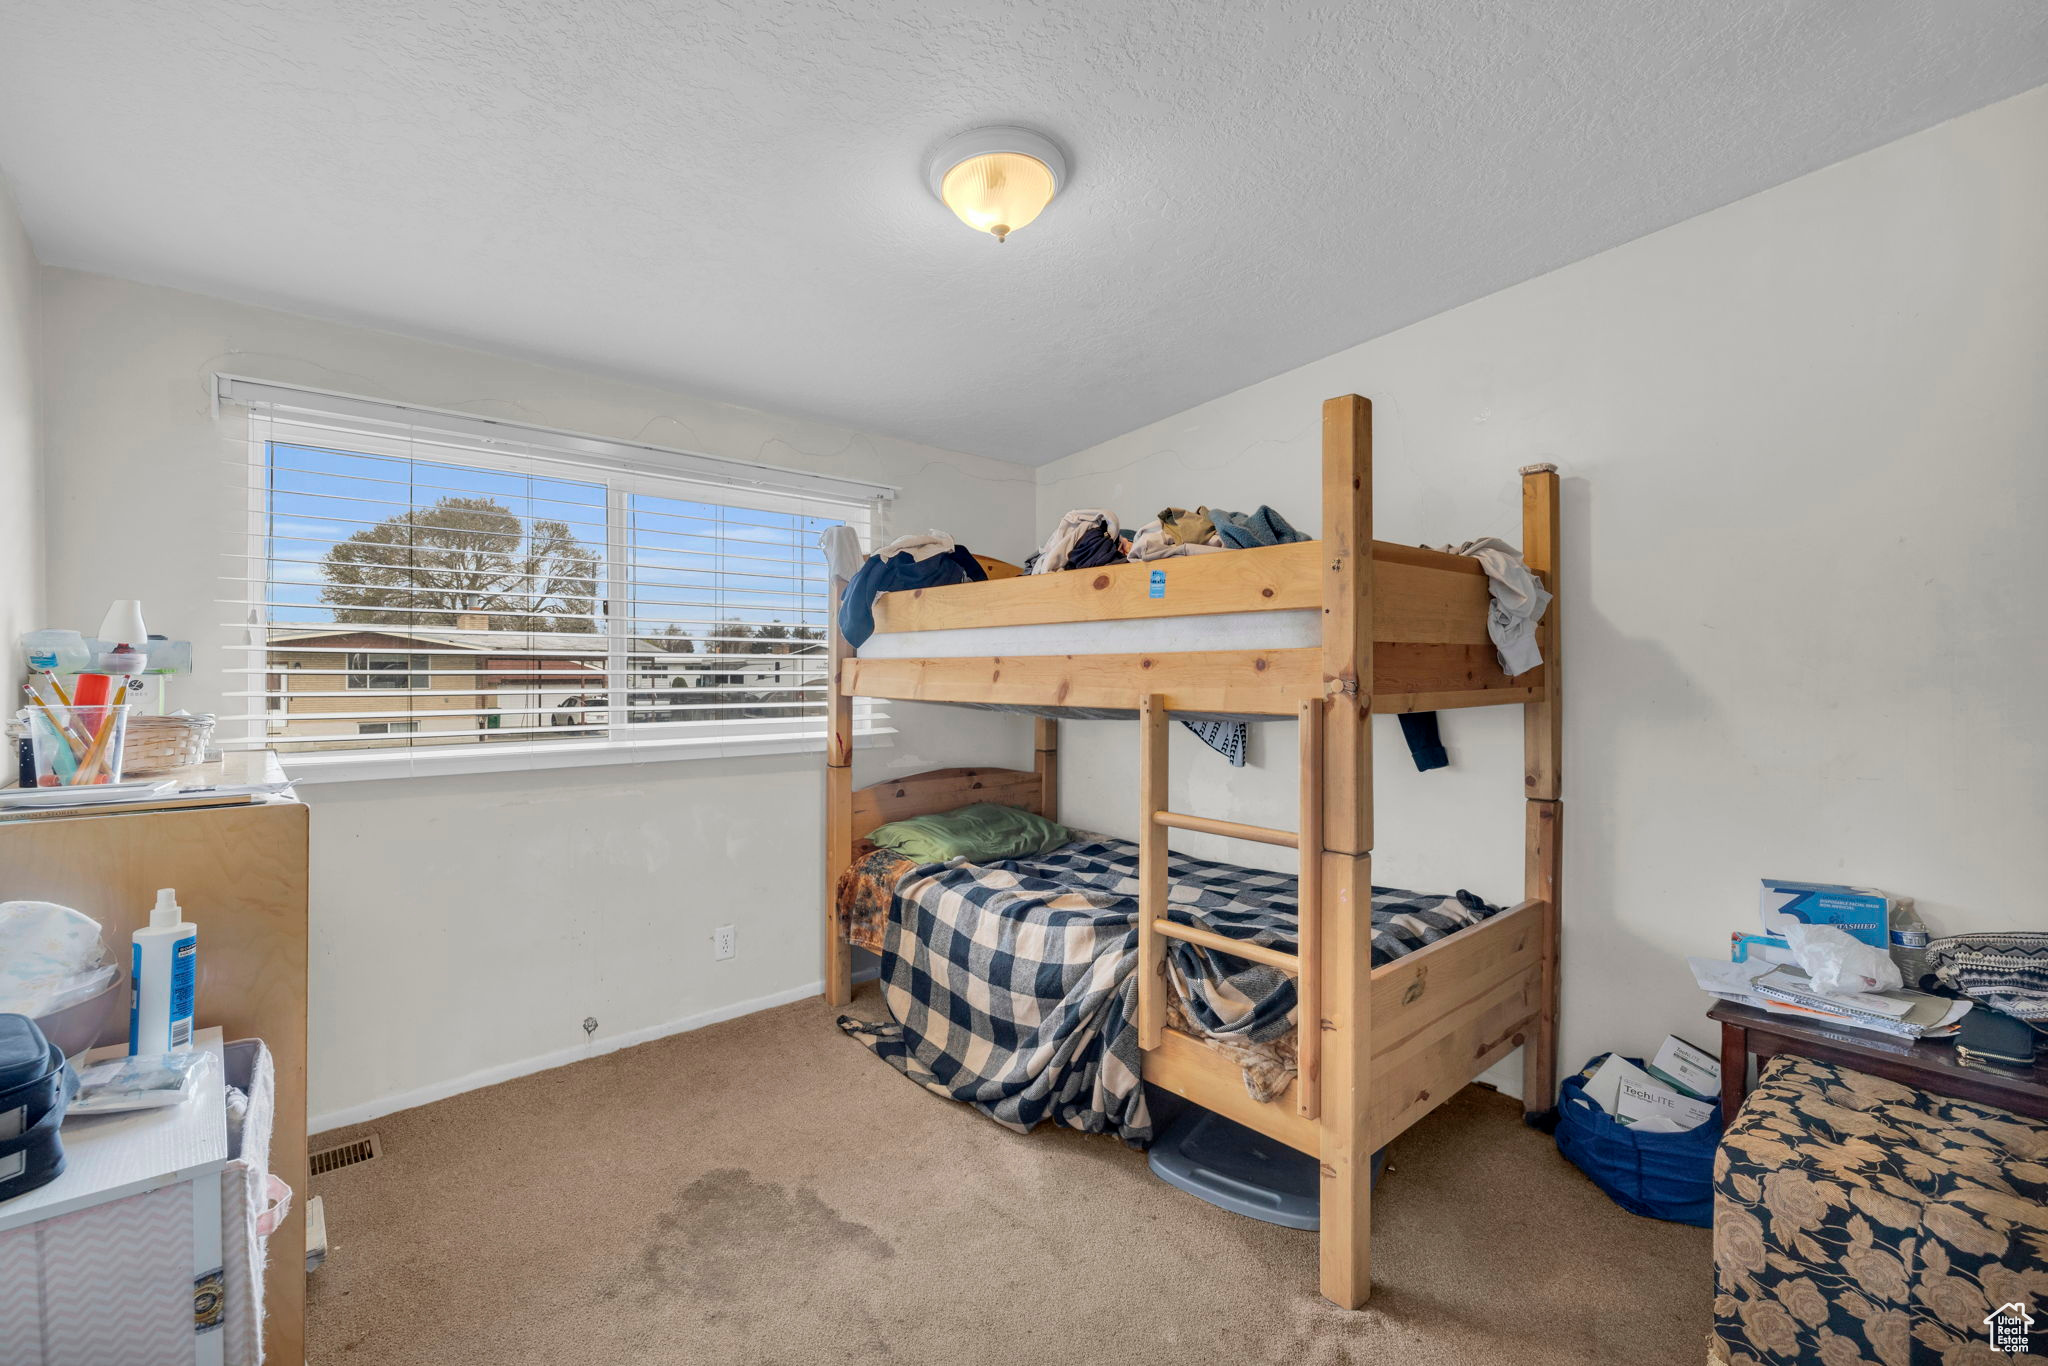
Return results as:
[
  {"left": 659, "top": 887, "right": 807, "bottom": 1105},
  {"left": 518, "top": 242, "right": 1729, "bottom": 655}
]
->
[{"left": 24, "top": 701, "right": 131, "bottom": 785}]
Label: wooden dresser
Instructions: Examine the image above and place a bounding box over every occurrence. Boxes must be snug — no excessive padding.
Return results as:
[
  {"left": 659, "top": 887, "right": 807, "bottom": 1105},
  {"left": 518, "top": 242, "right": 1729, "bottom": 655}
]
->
[{"left": 0, "top": 792, "right": 310, "bottom": 1365}]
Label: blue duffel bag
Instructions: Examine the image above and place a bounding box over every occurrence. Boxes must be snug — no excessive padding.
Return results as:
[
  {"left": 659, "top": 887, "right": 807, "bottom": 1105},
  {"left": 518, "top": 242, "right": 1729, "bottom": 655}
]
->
[{"left": 1555, "top": 1053, "right": 1721, "bottom": 1227}]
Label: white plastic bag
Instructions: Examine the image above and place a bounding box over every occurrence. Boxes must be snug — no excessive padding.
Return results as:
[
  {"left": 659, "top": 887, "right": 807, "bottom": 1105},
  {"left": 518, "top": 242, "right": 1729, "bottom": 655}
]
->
[
  {"left": 0, "top": 900, "right": 114, "bottom": 1017},
  {"left": 1783, "top": 922, "right": 1903, "bottom": 996},
  {"left": 70, "top": 1050, "right": 217, "bottom": 1115}
]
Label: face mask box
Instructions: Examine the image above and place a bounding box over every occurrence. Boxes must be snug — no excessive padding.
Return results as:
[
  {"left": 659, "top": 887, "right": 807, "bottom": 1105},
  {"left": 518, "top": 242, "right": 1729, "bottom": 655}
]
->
[
  {"left": 1759, "top": 879, "right": 1890, "bottom": 950},
  {"left": 1730, "top": 932, "right": 1792, "bottom": 965}
]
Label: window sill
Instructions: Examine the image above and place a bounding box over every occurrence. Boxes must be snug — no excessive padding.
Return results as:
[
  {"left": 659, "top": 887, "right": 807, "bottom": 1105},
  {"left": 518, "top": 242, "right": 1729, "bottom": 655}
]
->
[{"left": 274, "top": 728, "right": 896, "bottom": 786}]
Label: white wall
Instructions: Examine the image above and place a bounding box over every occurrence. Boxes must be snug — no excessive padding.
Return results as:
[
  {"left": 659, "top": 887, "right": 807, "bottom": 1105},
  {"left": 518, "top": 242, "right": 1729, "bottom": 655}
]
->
[
  {"left": 35, "top": 270, "right": 1041, "bottom": 1128},
  {"left": 1036, "top": 84, "right": 2048, "bottom": 1092},
  {"left": 0, "top": 178, "right": 40, "bottom": 703},
  {"left": 29, "top": 83, "right": 2046, "bottom": 1129}
]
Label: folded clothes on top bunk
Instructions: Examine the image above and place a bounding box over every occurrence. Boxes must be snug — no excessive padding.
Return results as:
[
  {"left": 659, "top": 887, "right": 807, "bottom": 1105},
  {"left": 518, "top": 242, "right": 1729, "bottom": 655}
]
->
[{"left": 830, "top": 529, "right": 988, "bottom": 648}]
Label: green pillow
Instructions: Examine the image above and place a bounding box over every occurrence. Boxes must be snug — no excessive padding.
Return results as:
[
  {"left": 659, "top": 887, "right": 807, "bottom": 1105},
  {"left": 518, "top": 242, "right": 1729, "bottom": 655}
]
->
[{"left": 869, "top": 803, "right": 1072, "bottom": 864}]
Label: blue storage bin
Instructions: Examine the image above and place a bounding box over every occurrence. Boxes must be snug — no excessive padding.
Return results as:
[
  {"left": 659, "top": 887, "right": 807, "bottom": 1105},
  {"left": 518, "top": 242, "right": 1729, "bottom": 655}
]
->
[{"left": 1555, "top": 1053, "right": 1720, "bottom": 1227}]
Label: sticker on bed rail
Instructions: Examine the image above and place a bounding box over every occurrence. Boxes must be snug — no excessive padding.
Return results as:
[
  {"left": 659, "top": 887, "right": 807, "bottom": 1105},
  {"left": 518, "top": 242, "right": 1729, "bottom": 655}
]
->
[{"left": 1149, "top": 569, "right": 1165, "bottom": 599}]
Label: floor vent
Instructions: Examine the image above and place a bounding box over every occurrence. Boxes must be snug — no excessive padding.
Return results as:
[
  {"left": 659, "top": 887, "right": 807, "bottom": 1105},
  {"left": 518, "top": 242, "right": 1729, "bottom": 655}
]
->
[{"left": 309, "top": 1133, "right": 381, "bottom": 1176}]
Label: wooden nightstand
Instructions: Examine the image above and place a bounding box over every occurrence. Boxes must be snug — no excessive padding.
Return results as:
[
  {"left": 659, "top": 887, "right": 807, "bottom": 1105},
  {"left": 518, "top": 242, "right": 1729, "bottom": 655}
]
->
[{"left": 1709, "top": 999, "right": 2048, "bottom": 1121}]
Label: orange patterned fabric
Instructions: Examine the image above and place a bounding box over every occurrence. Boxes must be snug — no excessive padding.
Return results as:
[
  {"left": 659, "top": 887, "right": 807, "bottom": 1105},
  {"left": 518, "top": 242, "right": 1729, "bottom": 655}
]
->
[
  {"left": 837, "top": 840, "right": 917, "bottom": 955},
  {"left": 1712, "top": 1056, "right": 2048, "bottom": 1364}
]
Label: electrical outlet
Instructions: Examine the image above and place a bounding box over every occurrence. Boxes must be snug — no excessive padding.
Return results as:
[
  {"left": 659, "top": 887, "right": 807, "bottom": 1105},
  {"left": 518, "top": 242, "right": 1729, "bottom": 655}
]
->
[{"left": 714, "top": 925, "right": 736, "bottom": 961}]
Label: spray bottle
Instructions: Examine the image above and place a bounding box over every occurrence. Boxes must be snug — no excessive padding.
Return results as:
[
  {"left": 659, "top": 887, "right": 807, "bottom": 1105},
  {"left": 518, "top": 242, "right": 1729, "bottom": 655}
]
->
[
  {"left": 130, "top": 889, "right": 198, "bottom": 1055},
  {"left": 74, "top": 600, "right": 148, "bottom": 720}
]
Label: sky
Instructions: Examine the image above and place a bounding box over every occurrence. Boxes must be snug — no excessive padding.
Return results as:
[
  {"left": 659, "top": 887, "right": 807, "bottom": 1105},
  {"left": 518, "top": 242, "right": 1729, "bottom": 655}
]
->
[{"left": 262, "top": 439, "right": 842, "bottom": 645}]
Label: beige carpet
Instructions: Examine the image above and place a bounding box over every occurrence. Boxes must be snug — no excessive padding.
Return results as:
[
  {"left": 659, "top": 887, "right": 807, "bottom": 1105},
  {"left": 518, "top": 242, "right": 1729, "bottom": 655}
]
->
[{"left": 307, "top": 995, "right": 1712, "bottom": 1364}]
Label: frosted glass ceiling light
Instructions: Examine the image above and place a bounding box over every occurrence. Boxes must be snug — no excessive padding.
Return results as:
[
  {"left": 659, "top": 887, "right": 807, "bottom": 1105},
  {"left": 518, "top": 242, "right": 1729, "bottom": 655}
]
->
[{"left": 927, "top": 127, "right": 1066, "bottom": 243}]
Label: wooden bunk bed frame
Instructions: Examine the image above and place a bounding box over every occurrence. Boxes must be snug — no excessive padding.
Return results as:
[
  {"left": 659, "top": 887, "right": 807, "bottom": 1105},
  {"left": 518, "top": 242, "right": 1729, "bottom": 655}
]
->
[{"left": 823, "top": 394, "right": 1562, "bottom": 1309}]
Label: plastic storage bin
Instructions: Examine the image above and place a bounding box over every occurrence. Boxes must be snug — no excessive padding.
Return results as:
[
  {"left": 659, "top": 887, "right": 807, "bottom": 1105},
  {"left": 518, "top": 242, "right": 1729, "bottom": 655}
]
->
[
  {"left": 220, "top": 1037, "right": 289, "bottom": 1365},
  {"left": 1147, "top": 1104, "right": 1387, "bottom": 1229},
  {"left": 0, "top": 1032, "right": 284, "bottom": 1366}
]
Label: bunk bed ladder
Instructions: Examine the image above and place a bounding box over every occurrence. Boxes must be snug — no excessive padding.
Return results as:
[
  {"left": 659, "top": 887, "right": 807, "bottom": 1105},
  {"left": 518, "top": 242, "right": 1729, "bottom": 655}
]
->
[{"left": 1135, "top": 693, "right": 1327, "bottom": 1121}]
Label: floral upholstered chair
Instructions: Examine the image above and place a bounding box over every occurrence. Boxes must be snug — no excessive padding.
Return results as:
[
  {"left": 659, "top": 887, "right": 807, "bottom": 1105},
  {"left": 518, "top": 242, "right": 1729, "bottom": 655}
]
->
[{"left": 1711, "top": 1055, "right": 2047, "bottom": 1364}]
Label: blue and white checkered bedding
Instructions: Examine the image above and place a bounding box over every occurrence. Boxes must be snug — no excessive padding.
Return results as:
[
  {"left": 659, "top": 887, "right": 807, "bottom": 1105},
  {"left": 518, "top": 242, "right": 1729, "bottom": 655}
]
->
[{"left": 837, "top": 835, "right": 1501, "bottom": 1145}]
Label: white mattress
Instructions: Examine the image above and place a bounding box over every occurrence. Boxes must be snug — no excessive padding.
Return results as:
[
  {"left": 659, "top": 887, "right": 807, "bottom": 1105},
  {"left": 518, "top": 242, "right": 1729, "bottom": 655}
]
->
[{"left": 855, "top": 608, "right": 1320, "bottom": 660}]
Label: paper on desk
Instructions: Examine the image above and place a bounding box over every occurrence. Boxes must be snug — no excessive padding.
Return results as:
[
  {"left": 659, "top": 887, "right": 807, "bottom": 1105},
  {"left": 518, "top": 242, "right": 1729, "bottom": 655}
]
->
[
  {"left": 1689, "top": 956, "right": 1773, "bottom": 1001},
  {"left": 173, "top": 779, "right": 296, "bottom": 799}
]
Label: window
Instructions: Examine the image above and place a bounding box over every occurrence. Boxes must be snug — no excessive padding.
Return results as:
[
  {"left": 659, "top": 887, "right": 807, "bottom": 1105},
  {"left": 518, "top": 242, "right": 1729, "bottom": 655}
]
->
[
  {"left": 220, "top": 378, "right": 892, "bottom": 779},
  {"left": 346, "top": 653, "right": 429, "bottom": 690}
]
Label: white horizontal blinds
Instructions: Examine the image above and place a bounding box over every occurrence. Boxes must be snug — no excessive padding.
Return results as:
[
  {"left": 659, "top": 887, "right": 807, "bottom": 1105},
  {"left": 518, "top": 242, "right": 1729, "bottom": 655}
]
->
[{"left": 219, "top": 379, "right": 888, "bottom": 772}]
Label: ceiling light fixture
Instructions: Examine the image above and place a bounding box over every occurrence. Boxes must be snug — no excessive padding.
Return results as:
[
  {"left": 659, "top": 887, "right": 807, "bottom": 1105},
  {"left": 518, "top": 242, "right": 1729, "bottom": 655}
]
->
[{"left": 926, "top": 126, "right": 1067, "bottom": 243}]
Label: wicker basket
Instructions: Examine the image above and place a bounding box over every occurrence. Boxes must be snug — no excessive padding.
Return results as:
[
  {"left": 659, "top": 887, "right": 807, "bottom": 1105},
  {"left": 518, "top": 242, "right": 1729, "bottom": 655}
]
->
[{"left": 124, "top": 714, "right": 216, "bottom": 775}]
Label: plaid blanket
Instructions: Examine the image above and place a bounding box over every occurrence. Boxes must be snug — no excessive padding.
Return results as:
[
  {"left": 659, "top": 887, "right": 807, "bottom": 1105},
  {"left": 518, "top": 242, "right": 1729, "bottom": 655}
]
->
[{"left": 838, "top": 835, "right": 1499, "bottom": 1145}]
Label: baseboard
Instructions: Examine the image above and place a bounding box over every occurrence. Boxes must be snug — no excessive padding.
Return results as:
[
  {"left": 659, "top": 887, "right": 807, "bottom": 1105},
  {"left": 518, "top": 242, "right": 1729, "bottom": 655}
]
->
[{"left": 310, "top": 978, "right": 831, "bottom": 1135}]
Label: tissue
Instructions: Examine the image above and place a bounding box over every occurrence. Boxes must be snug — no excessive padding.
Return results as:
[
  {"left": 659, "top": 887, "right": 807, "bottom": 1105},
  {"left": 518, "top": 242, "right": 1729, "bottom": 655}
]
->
[{"left": 1783, "top": 921, "right": 1903, "bottom": 997}]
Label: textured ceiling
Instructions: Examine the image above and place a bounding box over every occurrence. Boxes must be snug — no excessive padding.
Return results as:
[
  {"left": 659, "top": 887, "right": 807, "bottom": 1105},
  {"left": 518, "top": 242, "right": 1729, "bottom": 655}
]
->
[{"left": 2, "top": 3, "right": 2044, "bottom": 464}]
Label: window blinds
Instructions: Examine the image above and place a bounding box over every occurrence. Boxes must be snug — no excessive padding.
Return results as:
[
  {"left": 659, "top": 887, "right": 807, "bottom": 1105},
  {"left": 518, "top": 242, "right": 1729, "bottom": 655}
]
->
[{"left": 216, "top": 377, "right": 892, "bottom": 777}]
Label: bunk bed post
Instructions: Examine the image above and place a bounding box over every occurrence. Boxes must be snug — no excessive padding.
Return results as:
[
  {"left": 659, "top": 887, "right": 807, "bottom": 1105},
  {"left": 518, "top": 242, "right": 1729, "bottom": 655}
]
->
[
  {"left": 1520, "top": 463, "right": 1562, "bottom": 1115},
  {"left": 1317, "top": 394, "right": 1376, "bottom": 1309},
  {"left": 1295, "top": 697, "right": 1324, "bottom": 1122},
  {"left": 824, "top": 574, "right": 855, "bottom": 1007},
  {"left": 1135, "top": 695, "right": 1170, "bottom": 1051},
  {"left": 1034, "top": 717, "right": 1060, "bottom": 823}
]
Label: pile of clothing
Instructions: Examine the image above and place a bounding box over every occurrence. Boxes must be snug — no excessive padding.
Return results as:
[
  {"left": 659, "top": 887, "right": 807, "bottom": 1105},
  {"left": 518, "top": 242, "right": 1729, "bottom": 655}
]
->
[
  {"left": 1023, "top": 510, "right": 1127, "bottom": 573},
  {"left": 1027, "top": 504, "right": 1313, "bottom": 573},
  {"left": 826, "top": 526, "right": 987, "bottom": 648},
  {"left": 823, "top": 513, "right": 1555, "bottom": 777},
  {"left": 1016, "top": 504, "right": 1313, "bottom": 764}
]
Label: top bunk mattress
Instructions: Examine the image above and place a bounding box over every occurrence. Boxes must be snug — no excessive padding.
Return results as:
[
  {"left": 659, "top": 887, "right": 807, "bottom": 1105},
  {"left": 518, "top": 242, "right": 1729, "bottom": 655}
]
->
[{"left": 854, "top": 608, "right": 1320, "bottom": 660}]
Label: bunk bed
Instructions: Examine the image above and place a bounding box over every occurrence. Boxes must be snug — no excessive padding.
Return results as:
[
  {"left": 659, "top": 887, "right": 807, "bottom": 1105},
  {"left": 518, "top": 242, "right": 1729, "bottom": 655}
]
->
[{"left": 822, "top": 394, "right": 1563, "bottom": 1310}]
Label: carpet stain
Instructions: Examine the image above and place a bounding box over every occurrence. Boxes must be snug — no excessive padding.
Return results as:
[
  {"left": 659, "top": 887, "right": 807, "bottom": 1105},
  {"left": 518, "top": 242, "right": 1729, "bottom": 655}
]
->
[
  {"left": 607, "top": 1168, "right": 895, "bottom": 1305},
  {"left": 594, "top": 1168, "right": 902, "bottom": 1360},
  {"left": 309, "top": 999, "right": 1712, "bottom": 1366}
]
